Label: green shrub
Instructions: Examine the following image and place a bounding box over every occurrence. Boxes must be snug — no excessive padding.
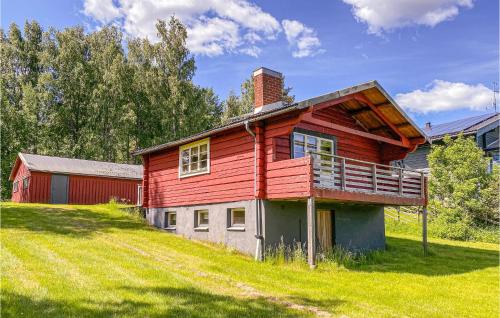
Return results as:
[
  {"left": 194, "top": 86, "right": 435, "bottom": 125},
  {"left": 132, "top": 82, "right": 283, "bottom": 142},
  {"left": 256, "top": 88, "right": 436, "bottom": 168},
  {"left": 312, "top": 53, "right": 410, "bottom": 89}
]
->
[{"left": 427, "top": 134, "right": 499, "bottom": 241}]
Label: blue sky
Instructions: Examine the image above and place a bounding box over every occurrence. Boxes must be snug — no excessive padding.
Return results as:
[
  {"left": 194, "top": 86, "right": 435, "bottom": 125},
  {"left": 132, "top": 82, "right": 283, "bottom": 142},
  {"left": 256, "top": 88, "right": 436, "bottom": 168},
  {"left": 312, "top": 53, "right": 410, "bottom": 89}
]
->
[{"left": 2, "top": 0, "right": 499, "bottom": 127}]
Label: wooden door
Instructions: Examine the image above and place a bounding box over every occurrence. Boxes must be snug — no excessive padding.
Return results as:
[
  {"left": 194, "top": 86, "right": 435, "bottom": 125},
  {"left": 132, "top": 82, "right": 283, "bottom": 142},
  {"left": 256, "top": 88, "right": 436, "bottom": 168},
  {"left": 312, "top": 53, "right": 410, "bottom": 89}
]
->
[{"left": 316, "top": 209, "right": 333, "bottom": 252}]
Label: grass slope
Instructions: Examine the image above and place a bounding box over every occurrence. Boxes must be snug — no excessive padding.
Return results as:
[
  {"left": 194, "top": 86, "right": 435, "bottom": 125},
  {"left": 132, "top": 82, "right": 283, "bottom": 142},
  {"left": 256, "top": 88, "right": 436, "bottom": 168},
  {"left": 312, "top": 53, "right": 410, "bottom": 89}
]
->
[{"left": 1, "top": 203, "right": 498, "bottom": 318}]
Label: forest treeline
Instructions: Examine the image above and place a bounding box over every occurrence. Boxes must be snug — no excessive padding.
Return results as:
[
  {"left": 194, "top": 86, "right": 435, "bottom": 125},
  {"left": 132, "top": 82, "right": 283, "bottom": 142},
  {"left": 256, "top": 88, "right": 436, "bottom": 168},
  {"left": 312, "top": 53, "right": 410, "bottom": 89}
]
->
[{"left": 1, "top": 18, "right": 293, "bottom": 199}]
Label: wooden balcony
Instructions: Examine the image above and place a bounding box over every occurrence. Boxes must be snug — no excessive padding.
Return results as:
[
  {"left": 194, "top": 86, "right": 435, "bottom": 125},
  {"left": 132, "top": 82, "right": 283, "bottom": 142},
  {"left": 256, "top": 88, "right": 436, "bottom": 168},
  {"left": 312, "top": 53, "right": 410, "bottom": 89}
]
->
[
  {"left": 310, "top": 152, "right": 426, "bottom": 206},
  {"left": 265, "top": 154, "right": 427, "bottom": 206}
]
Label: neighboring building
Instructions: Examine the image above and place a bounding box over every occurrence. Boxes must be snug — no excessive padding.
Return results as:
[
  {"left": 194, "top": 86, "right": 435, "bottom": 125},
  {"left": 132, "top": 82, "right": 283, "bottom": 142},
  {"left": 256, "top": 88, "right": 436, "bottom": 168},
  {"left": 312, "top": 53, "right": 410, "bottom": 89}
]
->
[
  {"left": 402, "top": 113, "right": 500, "bottom": 171},
  {"left": 10, "top": 153, "right": 143, "bottom": 204},
  {"left": 134, "top": 67, "right": 428, "bottom": 264}
]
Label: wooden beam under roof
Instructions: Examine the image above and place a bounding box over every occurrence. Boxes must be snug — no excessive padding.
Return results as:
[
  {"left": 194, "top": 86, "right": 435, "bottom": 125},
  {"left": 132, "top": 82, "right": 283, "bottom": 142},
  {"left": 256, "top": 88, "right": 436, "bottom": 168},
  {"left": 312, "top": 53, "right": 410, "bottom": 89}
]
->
[
  {"left": 369, "top": 122, "right": 412, "bottom": 133},
  {"left": 348, "top": 103, "right": 392, "bottom": 116},
  {"left": 302, "top": 112, "right": 410, "bottom": 148},
  {"left": 353, "top": 94, "right": 411, "bottom": 148}
]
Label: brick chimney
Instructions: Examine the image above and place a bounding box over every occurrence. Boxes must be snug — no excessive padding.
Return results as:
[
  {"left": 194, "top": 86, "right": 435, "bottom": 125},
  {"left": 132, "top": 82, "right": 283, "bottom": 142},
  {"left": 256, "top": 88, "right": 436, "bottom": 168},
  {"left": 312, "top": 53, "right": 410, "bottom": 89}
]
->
[{"left": 253, "top": 67, "right": 283, "bottom": 113}]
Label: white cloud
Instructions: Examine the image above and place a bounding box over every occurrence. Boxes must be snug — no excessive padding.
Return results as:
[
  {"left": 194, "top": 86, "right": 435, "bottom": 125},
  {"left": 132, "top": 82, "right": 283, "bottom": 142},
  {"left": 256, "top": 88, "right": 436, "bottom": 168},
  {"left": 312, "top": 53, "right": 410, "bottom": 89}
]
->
[
  {"left": 395, "top": 80, "right": 493, "bottom": 114},
  {"left": 282, "top": 19, "right": 324, "bottom": 58},
  {"left": 83, "top": 0, "right": 322, "bottom": 58},
  {"left": 83, "top": 0, "right": 121, "bottom": 23},
  {"left": 239, "top": 46, "right": 262, "bottom": 57},
  {"left": 342, "top": 0, "right": 474, "bottom": 35},
  {"left": 187, "top": 17, "right": 240, "bottom": 57}
]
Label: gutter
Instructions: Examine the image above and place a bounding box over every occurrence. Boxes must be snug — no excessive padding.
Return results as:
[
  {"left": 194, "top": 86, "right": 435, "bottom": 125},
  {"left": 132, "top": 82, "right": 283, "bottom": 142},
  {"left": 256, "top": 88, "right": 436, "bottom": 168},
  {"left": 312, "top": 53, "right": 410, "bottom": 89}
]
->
[{"left": 244, "top": 120, "right": 264, "bottom": 261}]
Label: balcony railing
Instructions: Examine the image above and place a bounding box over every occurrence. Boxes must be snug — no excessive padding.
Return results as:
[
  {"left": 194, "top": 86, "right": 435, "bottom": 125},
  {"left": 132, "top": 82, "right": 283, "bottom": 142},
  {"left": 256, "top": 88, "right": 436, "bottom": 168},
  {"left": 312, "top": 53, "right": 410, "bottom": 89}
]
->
[{"left": 310, "top": 152, "right": 425, "bottom": 198}]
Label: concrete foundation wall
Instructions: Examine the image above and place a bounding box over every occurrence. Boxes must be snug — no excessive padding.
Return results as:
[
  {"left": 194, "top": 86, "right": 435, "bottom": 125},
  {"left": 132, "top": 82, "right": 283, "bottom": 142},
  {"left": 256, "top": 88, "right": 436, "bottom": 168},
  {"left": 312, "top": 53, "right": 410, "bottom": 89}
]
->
[
  {"left": 263, "top": 201, "right": 307, "bottom": 248},
  {"left": 146, "top": 200, "right": 257, "bottom": 256},
  {"left": 264, "top": 201, "right": 385, "bottom": 252},
  {"left": 147, "top": 199, "right": 385, "bottom": 256},
  {"left": 331, "top": 204, "right": 385, "bottom": 251}
]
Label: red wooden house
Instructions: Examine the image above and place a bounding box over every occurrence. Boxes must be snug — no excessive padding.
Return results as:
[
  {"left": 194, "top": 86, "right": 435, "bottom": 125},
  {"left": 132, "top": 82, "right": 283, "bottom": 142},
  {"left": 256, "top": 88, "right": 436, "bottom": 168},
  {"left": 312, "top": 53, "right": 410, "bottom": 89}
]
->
[
  {"left": 135, "top": 67, "right": 427, "bottom": 265},
  {"left": 10, "top": 153, "right": 142, "bottom": 205}
]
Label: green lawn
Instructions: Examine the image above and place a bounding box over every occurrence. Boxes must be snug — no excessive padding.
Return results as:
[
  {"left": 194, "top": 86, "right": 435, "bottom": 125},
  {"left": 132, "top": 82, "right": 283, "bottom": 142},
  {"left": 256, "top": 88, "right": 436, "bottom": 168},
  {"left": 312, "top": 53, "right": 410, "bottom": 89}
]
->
[{"left": 1, "top": 203, "right": 498, "bottom": 318}]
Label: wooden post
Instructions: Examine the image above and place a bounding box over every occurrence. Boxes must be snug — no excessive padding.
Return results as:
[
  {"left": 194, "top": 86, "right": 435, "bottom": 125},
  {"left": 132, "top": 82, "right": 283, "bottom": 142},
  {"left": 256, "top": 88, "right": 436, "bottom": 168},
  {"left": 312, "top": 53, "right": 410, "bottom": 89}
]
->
[
  {"left": 398, "top": 169, "right": 403, "bottom": 196},
  {"left": 397, "top": 206, "right": 400, "bottom": 222},
  {"left": 420, "top": 172, "right": 425, "bottom": 198},
  {"left": 341, "top": 158, "right": 346, "bottom": 191},
  {"left": 307, "top": 196, "right": 317, "bottom": 269},
  {"left": 423, "top": 206, "right": 428, "bottom": 256},
  {"left": 372, "top": 164, "right": 377, "bottom": 193}
]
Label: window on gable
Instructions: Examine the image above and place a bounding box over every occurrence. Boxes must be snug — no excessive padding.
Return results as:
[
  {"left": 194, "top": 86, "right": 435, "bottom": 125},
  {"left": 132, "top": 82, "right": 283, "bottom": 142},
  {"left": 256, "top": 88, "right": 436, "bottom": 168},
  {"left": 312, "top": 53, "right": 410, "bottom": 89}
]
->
[
  {"left": 179, "top": 138, "right": 210, "bottom": 177},
  {"left": 293, "top": 131, "right": 336, "bottom": 187},
  {"left": 292, "top": 132, "right": 334, "bottom": 159},
  {"left": 195, "top": 209, "right": 209, "bottom": 229},
  {"left": 22, "top": 177, "right": 29, "bottom": 190},
  {"left": 13, "top": 181, "right": 19, "bottom": 193}
]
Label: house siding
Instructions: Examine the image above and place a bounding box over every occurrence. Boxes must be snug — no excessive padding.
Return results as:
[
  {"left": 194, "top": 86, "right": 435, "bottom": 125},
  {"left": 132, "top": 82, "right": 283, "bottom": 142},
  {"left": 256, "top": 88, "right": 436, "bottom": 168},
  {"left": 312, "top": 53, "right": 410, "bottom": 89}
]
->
[
  {"left": 68, "top": 175, "right": 140, "bottom": 205},
  {"left": 147, "top": 128, "right": 255, "bottom": 208},
  {"left": 264, "top": 107, "right": 383, "bottom": 164},
  {"left": 10, "top": 155, "right": 140, "bottom": 204},
  {"left": 11, "top": 160, "right": 32, "bottom": 203},
  {"left": 402, "top": 144, "right": 431, "bottom": 170}
]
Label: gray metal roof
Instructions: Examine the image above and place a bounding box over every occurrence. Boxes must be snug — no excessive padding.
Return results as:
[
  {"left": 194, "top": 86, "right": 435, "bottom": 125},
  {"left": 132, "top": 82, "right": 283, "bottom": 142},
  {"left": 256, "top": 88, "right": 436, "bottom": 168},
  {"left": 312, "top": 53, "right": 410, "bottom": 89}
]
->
[
  {"left": 18, "top": 153, "right": 143, "bottom": 180},
  {"left": 133, "top": 80, "right": 426, "bottom": 156},
  {"left": 424, "top": 113, "right": 499, "bottom": 140}
]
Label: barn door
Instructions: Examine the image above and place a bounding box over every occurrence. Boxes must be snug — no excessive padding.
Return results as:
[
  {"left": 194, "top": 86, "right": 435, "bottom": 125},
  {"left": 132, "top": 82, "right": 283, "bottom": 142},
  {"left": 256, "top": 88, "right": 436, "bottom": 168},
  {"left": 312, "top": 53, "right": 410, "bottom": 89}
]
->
[
  {"left": 316, "top": 209, "right": 334, "bottom": 252},
  {"left": 50, "top": 174, "right": 69, "bottom": 204}
]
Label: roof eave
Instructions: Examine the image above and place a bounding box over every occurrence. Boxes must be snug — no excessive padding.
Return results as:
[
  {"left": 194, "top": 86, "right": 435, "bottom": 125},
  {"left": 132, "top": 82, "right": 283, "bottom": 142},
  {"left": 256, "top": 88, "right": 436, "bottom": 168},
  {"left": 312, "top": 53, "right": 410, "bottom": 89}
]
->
[
  {"left": 372, "top": 81, "right": 428, "bottom": 143},
  {"left": 133, "top": 80, "right": 427, "bottom": 156}
]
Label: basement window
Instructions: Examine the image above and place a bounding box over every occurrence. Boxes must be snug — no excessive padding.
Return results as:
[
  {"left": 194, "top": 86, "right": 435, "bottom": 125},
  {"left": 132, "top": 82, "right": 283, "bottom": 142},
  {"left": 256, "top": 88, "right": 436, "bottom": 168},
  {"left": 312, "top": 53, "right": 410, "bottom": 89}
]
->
[
  {"left": 195, "top": 209, "right": 209, "bottom": 230},
  {"left": 13, "top": 181, "right": 19, "bottom": 193},
  {"left": 228, "top": 208, "right": 245, "bottom": 231},
  {"left": 179, "top": 138, "right": 210, "bottom": 178},
  {"left": 164, "top": 211, "right": 177, "bottom": 230},
  {"left": 22, "top": 177, "right": 29, "bottom": 190}
]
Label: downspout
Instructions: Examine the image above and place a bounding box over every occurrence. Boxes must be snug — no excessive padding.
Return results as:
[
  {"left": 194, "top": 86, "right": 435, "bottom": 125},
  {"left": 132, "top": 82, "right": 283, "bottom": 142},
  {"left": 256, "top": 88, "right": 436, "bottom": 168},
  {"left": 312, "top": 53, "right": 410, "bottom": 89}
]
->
[{"left": 244, "top": 120, "right": 264, "bottom": 261}]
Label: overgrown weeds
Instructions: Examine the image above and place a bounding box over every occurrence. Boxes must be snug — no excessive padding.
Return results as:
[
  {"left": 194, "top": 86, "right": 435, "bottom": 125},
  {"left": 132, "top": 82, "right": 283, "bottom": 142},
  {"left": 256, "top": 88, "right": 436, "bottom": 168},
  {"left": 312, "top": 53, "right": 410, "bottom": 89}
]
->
[{"left": 264, "top": 236, "right": 381, "bottom": 267}]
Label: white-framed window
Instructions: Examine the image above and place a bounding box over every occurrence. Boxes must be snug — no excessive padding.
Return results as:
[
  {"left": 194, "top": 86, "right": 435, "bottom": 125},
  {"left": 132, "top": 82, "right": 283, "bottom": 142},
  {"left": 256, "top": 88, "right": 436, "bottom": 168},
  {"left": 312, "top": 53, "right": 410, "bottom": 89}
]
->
[
  {"left": 136, "top": 185, "right": 143, "bottom": 206},
  {"left": 22, "top": 177, "right": 29, "bottom": 190},
  {"left": 164, "top": 211, "right": 177, "bottom": 229},
  {"left": 195, "top": 209, "right": 209, "bottom": 229},
  {"left": 228, "top": 208, "right": 245, "bottom": 229},
  {"left": 292, "top": 132, "right": 334, "bottom": 159},
  {"left": 13, "top": 181, "right": 19, "bottom": 193},
  {"left": 179, "top": 138, "right": 210, "bottom": 178},
  {"left": 293, "top": 131, "right": 336, "bottom": 186}
]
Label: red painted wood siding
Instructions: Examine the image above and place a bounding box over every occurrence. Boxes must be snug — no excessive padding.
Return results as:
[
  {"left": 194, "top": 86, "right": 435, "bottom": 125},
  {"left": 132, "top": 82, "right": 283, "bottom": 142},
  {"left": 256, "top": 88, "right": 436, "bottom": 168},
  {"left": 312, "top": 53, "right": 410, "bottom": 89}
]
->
[
  {"left": 147, "top": 128, "right": 255, "bottom": 208},
  {"left": 143, "top": 103, "right": 413, "bottom": 205},
  {"left": 10, "top": 157, "right": 140, "bottom": 204},
  {"left": 299, "top": 107, "right": 382, "bottom": 163},
  {"left": 29, "top": 172, "right": 51, "bottom": 203},
  {"left": 10, "top": 160, "right": 31, "bottom": 203},
  {"left": 266, "top": 107, "right": 382, "bottom": 164},
  {"left": 68, "top": 175, "right": 140, "bottom": 205},
  {"left": 266, "top": 157, "right": 312, "bottom": 199}
]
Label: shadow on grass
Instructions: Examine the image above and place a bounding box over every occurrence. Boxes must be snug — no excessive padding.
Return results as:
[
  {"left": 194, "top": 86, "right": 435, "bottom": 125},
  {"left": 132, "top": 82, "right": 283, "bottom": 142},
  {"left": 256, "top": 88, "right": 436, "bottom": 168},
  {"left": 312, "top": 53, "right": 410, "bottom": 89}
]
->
[
  {"left": 348, "top": 236, "right": 499, "bottom": 276},
  {"left": 0, "top": 204, "right": 145, "bottom": 238},
  {"left": 1, "top": 286, "right": 308, "bottom": 318}
]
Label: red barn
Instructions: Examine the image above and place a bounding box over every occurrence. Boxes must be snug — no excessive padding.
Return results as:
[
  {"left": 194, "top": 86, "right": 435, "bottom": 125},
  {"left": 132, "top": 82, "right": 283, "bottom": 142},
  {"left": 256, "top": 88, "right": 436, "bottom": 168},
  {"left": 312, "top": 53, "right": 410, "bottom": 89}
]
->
[
  {"left": 9, "top": 153, "right": 142, "bottom": 205},
  {"left": 135, "top": 67, "right": 429, "bottom": 265}
]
